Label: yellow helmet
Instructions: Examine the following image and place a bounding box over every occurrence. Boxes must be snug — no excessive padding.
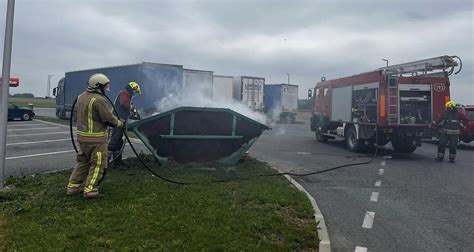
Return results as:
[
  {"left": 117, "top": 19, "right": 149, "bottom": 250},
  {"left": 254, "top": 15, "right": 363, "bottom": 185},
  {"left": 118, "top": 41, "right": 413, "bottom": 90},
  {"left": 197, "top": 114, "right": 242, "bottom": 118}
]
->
[
  {"left": 128, "top": 81, "right": 141, "bottom": 95},
  {"left": 88, "top": 73, "right": 110, "bottom": 90},
  {"left": 445, "top": 101, "right": 456, "bottom": 108}
]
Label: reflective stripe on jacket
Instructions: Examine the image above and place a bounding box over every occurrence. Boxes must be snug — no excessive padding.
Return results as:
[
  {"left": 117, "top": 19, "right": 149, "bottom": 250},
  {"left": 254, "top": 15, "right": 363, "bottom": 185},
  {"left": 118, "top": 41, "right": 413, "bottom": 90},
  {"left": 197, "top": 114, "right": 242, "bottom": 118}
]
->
[{"left": 76, "top": 91, "right": 122, "bottom": 143}]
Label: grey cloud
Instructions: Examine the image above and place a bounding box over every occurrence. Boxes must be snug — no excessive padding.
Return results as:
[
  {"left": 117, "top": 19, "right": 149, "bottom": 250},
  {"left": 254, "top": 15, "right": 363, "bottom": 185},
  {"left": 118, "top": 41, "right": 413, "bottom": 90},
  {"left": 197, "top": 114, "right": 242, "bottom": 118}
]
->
[{"left": 0, "top": 0, "right": 472, "bottom": 104}]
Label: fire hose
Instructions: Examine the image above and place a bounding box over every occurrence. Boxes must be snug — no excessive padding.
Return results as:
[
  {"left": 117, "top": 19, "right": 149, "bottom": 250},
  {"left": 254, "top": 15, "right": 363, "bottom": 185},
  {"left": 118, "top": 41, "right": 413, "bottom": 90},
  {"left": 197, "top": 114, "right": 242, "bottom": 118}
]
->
[{"left": 69, "top": 94, "right": 379, "bottom": 184}]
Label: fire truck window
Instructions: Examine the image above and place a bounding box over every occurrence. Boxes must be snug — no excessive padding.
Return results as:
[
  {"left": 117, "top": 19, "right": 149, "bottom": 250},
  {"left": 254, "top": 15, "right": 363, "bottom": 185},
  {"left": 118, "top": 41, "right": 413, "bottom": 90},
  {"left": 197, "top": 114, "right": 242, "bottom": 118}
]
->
[{"left": 323, "top": 88, "right": 328, "bottom": 97}]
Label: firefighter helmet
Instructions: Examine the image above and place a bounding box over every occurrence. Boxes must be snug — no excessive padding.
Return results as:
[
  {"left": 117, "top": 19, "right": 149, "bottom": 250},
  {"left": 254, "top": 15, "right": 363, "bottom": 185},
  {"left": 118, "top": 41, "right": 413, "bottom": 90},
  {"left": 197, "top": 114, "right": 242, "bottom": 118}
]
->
[
  {"left": 128, "top": 82, "right": 141, "bottom": 95},
  {"left": 88, "top": 73, "right": 110, "bottom": 91},
  {"left": 445, "top": 101, "right": 456, "bottom": 108}
]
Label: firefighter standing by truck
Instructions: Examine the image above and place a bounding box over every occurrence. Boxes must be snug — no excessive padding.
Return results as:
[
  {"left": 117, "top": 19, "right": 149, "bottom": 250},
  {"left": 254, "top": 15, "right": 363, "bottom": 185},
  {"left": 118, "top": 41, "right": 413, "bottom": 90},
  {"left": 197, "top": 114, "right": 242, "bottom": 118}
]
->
[
  {"left": 108, "top": 82, "right": 141, "bottom": 163},
  {"left": 433, "top": 101, "right": 468, "bottom": 163},
  {"left": 66, "top": 73, "right": 124, "bottom": 199}
]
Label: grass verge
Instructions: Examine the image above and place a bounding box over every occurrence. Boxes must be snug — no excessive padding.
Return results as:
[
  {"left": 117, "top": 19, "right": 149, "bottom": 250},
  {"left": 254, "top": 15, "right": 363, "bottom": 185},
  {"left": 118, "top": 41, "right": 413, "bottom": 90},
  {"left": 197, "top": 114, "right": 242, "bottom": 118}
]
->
[
  {"left": 9, "top": 97, "right": 56, "bottom": 108},
  {"left": 0, "top": 157, "right": 319, "bottom": 250}
]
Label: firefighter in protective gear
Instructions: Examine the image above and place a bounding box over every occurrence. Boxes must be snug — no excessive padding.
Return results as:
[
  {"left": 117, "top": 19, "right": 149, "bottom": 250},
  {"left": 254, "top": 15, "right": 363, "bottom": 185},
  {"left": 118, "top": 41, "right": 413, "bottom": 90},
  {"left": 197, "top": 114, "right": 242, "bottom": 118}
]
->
[
  {"left": 67, "top": 73, "right": 124, "bottom": 198},
  {"left": 108, "top": 81, "right": 142, "bottom": 163},
  {"left": 433, "top": 101, "right": 468, "bottom": 163}
]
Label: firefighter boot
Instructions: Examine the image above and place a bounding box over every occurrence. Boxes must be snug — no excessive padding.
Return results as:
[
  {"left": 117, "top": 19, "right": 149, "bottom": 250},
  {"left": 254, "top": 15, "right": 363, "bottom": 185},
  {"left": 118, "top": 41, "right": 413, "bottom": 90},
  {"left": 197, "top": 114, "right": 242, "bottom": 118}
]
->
[
  {"left": 435, "top": 153, "right": 444, "bottom": 162},
  {"left": 66, "top": 187, "right": 81, "bottom": 195},
  {"left": 83, "top": 191, "right": 100, "bottom": 199},
  {"left": 449, "top": 154, "right": 456, "bottom": 163}
]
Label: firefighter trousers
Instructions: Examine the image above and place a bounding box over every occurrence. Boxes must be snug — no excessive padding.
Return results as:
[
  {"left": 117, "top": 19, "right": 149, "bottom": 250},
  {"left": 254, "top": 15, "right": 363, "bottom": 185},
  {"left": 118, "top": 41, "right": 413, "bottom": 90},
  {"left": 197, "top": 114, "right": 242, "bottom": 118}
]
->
[
  {"left": 437, "top": 133, "right": 459, "bottom": 160},
  {"left": 68, "top": 141, "right": 108, "bottom": 193},
  {"left": 108, "top": 124, "right": 126, "bottom": 161}
]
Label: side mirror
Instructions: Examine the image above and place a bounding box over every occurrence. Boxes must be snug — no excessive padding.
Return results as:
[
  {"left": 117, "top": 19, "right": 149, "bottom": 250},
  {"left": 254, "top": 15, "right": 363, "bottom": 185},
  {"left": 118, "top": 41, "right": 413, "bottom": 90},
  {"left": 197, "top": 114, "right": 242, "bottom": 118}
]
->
[
  {"left": 307, "top": 89, "right": 313, "bottom": 98},
  {"left": 52, "top": 87, "right": 57, "bottom": 96}
]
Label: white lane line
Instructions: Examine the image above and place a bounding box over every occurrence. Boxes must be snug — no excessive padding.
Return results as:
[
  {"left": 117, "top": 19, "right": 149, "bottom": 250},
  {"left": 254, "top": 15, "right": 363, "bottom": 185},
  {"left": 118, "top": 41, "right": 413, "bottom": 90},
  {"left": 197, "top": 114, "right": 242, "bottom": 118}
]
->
[
  {"left": 375, "top": 180, "right": 382, "bottom": 187},
  {"left": 355, "top": 246, "right": 368, "bottom": 252},
  {"left": 378, "top": 168, "right": 384, "bottom": 176},
  {"left": 370, "top": 192, "right": 379, "bottom": 202},
  {"left": 7, "top": 127, "right": 59, "bottom": 132},
  {"left": 7, "top": 123, "right": 45, "bottom": 127},
  {"left": 6, "top": 150, "right": 75, "bottom": 160},
  {"left": 362, "top": 211, "right": 375, "bottom": 229},
  {"left": 381, "top": 160, "right": 386, "bottom": 166},
  {"left": 296, "top": 152, "right": 311, "bottom": 155},
  {"left": 8, "top": 132, "right": 71, "bottom": 137},
  {"left": 6, "top": 138, "right": 72, "bottom": 146}
]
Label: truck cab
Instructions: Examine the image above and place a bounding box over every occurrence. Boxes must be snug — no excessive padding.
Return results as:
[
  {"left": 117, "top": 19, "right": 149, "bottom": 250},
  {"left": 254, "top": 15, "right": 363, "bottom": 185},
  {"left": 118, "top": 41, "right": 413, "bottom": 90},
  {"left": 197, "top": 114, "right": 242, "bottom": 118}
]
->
[
  {"left": 52, "top": 77, "right": 66, "bottom": 118},
  {"left": 460, "top": 105, "right": 474, "bottom": 143}
]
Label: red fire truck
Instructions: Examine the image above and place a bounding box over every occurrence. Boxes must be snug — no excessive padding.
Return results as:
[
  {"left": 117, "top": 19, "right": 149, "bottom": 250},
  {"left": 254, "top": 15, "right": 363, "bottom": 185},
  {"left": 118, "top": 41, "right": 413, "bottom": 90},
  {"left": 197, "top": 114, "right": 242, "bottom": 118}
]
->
[{"left": 309, "top": 55, "right": 462, "bottom": 153}]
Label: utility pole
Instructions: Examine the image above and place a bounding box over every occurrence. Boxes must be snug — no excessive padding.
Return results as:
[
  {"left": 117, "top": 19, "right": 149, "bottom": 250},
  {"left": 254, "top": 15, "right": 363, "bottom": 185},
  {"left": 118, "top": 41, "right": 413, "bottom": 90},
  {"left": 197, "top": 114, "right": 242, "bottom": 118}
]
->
[
  {"left": 382, "top": 59, "right": 389, "bottom": 67},
  {"left": 286, "top": 73, "right": 290, "bottom": 85},
  {"left": 0, "top": 0, "right": 16, "bottom": 189},
  {"left": 47, "top": 74, "right": 52, "bottom": 98}
]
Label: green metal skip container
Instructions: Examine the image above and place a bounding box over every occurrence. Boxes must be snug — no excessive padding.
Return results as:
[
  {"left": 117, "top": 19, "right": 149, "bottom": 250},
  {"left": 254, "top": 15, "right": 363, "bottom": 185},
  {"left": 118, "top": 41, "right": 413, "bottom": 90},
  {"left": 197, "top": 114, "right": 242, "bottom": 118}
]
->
[{"left": 127, "top": 107, "right": 270, "bottom": 166}]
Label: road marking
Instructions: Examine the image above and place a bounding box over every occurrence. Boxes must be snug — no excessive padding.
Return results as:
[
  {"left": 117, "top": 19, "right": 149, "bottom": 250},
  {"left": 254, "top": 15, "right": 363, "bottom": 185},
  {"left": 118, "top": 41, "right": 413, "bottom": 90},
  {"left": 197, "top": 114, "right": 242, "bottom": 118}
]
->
[
  {"left": 7, "top": 123, "right": 45, "bottom": 127},
  {"left": 6, "top": 138, "right": 72, "bottom": 146},
  {"left": 362, "top": 211, "right": 375, "bottom": 228},
  {"left": 296, "top": 152, "right": 311, "bottom": 155},
  {"left": 375, "top": 180, "right": 382, "bottom": 187},
  {"left": 7, "top": 132, "right": 71, "bottom": 137},
  {"left": 6, "top": 150, "right": 75, "bottom": 160},
  {"left": 370, "top": 192, "right": 379, "bottom": 202},
  {"left": 355, "top": 246, "right": 368, "bottom": 252},
  {"left": 381, "top": 160, "right": 386, "bottom": 166},
  {"left": 7, "top": 127, "right": 59, "bottom": 132},
  {"left": 378, "top": 168, "right": 384, "bottom": 175}
]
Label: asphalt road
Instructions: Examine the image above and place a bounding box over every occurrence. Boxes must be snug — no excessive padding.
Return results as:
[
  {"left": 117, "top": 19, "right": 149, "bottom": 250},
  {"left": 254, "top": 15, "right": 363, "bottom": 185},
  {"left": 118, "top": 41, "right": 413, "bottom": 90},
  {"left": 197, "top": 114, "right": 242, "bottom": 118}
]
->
[
  {"left": 32, "top": 107, "right": 56, "bottom": 118},
  {"left": 250, "top": 123, "right": 474, "bottom": 251},
  {"left": 5, "top": 119, "right": 149, "bottom": 178}
]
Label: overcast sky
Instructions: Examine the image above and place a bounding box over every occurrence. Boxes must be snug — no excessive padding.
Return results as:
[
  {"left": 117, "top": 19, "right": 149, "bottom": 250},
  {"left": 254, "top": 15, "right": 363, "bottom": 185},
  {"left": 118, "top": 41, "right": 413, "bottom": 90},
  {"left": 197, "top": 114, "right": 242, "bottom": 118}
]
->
[{"left": 1, "top": 0, "right": 473, "bottom": 103}]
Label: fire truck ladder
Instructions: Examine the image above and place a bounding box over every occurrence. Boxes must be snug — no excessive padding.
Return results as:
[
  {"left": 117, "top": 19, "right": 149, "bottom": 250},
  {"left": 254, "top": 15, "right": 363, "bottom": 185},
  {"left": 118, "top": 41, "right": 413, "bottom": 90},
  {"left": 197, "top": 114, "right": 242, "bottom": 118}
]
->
[
  {"left": 387, "top": 77, "right": 399, "bottom": 124},
  {"left": 380, "top": 55, "right": 462, "bottom": 77}
]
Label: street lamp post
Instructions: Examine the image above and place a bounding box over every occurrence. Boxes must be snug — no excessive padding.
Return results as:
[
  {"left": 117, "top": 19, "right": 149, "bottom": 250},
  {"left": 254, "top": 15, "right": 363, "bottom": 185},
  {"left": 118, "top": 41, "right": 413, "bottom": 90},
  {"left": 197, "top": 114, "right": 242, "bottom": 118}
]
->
[
  {"left": 0, "top": 0, "right": 16, "bottom": 189},
  {"left": 382, "top": 59, "right": 389, "bottom": 67},
  {"left": 286, "top": 73, "right": 290, "bottom": 85}
]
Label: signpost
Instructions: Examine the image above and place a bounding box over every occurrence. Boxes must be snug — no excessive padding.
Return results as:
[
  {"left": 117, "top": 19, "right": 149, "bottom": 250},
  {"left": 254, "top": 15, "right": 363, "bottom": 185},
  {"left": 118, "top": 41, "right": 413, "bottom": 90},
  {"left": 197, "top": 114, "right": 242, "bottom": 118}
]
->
[{"left": 0, "top": 0, "right": 16, "bottom": 189}]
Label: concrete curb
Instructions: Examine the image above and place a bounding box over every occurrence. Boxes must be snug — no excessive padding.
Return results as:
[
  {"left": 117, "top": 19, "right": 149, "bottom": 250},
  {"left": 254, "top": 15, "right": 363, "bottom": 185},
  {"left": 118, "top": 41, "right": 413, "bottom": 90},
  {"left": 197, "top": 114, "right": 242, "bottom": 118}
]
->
[{"left": 282, "top": 174, "right": 331, "bottom": 252}]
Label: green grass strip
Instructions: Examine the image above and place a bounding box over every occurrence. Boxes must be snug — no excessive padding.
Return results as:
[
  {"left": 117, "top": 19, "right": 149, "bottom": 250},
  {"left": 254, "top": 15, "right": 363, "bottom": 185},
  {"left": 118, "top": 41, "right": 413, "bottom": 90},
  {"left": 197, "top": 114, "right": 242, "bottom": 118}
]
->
[{"left": 0, "top": 158, "right": 318, "bottom": 251}]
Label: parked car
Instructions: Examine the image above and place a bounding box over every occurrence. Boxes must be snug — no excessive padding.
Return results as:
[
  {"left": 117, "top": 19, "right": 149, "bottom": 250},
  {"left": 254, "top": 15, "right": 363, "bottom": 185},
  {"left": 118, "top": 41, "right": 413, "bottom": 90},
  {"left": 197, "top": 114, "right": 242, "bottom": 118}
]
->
[
  {"left": 459, "top": 105, "right": 474, "bottom": 143},
  {"left": 8, "top": 102, "right": 35, "bottom": 121}
]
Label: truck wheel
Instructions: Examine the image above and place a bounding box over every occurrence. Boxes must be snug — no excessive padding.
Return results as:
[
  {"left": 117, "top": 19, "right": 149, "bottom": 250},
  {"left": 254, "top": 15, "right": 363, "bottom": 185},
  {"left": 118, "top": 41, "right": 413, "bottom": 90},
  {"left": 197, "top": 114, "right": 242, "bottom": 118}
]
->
[
  {"left": 391, "top": 138, "right": 417, "bottom": 153},
  {"left": 315, "top": 126, "right": 328, "bottom": 143},
  {"left": 346, "top": 126, "right": 365, "bottom": 152}
]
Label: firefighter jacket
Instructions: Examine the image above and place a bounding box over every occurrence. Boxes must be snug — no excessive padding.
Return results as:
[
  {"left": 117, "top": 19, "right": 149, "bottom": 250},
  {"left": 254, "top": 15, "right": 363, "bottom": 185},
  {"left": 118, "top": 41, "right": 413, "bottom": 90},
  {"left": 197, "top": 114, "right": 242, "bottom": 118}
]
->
[
  {"left": 114, "top": 89, "right": 132, "bottom": 120},
  {"left": 76, "top": 91, "right": 123, "bottom": 143},
  {"left": 436, "top": 110, "right": 469, "bottom": 135}
]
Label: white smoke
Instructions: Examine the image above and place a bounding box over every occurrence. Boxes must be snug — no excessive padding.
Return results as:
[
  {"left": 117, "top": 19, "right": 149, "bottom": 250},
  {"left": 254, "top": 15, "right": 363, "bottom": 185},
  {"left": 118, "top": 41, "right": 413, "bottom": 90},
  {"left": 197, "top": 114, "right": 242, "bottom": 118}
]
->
[{"left": 154, "top": 85, "right": 270, "bottom": 126}]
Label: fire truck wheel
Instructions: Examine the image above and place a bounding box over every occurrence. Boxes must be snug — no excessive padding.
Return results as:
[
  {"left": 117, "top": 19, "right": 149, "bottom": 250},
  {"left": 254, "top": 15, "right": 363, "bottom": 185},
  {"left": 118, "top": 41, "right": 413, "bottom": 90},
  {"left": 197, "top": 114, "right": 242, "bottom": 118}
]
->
[
  {"left": 315, "top": 126, "right": 328, "bottom": 143},
  {"left": 391, "top": 138, "right": 417, "bottom": 153},
  {"left": 346, "top": 126, "right": 365, "bottom": 152}
]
